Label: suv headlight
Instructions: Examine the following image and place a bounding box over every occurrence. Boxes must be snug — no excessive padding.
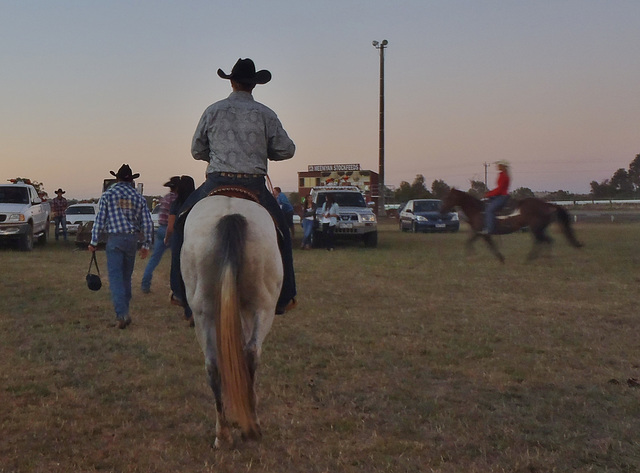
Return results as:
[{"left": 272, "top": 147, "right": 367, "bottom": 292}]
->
[
  {"left": 361, "top": 214, "right": 377, "bottom": 222},
  {"left": 415, "top": 215, "right": 428, "bottom": 222},
  {"left": 7, "top": 214, "right": 26, "bottom": 222}
]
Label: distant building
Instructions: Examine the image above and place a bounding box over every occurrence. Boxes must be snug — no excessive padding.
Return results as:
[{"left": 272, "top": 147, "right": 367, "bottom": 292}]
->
[{"left": 297, "top": 163, "right": 380, "bottom": 210}]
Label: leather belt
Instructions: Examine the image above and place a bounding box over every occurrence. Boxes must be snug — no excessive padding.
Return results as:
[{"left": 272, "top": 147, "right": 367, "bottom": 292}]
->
[{"left": 212, "top": 172, "right": 263, "bottom": 179}]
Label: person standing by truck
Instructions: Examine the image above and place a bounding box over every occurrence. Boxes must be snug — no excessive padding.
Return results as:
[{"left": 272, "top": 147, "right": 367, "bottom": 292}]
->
[
  {"left": 273, "top": 186, "right": 295, "bottom": 237},
  {"left": 51, "top": 188, "right": 68, "bottom": 242},
  {"left": 300, "top": 195, "right": 315, "bottom": 249},
  {"left": 321, "top": 194, "right": 339, "bottom": 251},
  {"left": 88, "top": 164, "right": 154, "bottom": 329}
]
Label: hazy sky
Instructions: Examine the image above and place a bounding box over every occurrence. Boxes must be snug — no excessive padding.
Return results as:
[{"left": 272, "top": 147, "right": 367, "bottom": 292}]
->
[{"left": 2, "top": 1, "right": 639, "bottom": 199}]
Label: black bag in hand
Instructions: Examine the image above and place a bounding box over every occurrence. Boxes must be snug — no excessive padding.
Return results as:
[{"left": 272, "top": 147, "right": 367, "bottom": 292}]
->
[{"left": 86, "top": 252, "right": 102, "bottom": 291}]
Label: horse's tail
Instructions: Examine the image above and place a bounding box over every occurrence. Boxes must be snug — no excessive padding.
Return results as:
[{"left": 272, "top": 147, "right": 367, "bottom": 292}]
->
[
  {"left": 213, "top": 214, "right": 260, "bottom": 439},
  {"left": 554, "top": 205, "right": 584, "bottom": 248}
]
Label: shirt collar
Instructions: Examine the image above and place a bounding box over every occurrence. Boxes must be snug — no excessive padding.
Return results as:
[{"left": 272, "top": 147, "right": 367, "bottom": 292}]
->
[{"left": 229, "top": 91, "right": 254, "bottom": 101}]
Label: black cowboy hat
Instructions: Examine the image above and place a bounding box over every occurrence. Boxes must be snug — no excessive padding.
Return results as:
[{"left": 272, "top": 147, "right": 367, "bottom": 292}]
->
[
  {"left": 164, "top": 176, "right": 181, "bottom": 188},
  {"left": 110, "top": 164, "right": 140, "bottom": 181},
  {"left": 217, "top": 58, "right": 271, "bottom": 85},
  {"left": 55, "top": 188, "right": 65, "bottom": 194}
]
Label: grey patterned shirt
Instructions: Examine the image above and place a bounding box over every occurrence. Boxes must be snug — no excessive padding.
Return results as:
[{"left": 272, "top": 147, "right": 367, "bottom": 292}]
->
[{"left": 191, "top": 91, "right": 295, "bottom": 175}]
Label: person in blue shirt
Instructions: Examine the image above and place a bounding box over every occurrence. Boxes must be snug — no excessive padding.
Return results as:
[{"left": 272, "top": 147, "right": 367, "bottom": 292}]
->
[
  {"left": 89, "top": 164, "right": 154, "bottom": 329},
  {"left": 273, "top": 187, "right": 294, "bottom": 237}
]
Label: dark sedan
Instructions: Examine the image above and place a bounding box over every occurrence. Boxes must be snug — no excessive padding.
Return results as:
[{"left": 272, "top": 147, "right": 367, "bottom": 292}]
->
[{"left": 399, "top": 199, "right": 459, "bottom": 233}]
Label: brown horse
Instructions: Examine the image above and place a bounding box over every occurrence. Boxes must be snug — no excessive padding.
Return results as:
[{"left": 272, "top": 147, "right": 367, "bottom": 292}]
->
[{"left": 440, "top": 189, "right": 583, "bottom": 262}]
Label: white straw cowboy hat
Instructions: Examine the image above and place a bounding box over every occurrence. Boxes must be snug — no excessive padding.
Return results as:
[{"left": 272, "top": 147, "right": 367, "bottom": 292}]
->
[{"left": 494, "top": 160, "right": 510, "bottom": 167}]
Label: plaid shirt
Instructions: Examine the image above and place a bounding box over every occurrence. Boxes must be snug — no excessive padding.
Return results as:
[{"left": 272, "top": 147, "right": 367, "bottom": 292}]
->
[
  {"left": 50, "top": 196, "right": 68, "bottom": 217},
  {"left": 156, "top": 191, "right": 176, "bottom": 226},
  {"left": 91, "top": 182, "right": 154, "bottom": 249}
]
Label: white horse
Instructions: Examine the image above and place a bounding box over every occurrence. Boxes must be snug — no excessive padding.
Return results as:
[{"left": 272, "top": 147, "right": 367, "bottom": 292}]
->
[{"left": 182, "top": 195, "right": 283, "bottom": 448}]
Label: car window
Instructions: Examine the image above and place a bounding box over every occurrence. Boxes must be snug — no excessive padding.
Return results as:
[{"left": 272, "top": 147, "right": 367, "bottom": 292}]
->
[
  {"left": 414, "top": 201, "right": 441, "bottom": 212},
  {"left": 315, "top": 192, "right": 365, "bottom": 208},
  {"left": 67, "top": 206, "right": 96, "bottom": 215},
  {"left": 0, "top": 187, "right": 29, "bottom": 204}
]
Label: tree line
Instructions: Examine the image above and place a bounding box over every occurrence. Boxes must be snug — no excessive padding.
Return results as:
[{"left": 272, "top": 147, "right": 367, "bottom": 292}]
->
[{"left": 391, "top": 153, "right": 640, "bottom": 203}]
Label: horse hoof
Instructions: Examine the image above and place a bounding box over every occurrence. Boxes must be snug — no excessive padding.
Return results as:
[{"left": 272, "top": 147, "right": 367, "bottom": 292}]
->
[
  {"left": 241, "top": 428, "right": 262, "bottom": 442},
  {"left": 214, "top": 435, "right": 234, "bottom": 449}
]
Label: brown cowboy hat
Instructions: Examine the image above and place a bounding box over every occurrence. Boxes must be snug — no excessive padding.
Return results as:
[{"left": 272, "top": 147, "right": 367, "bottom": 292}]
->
[
  {"left": 164, "top": 176, "right": 181, "bottom": 188},
  {"left": 110, "top": 164, "right": 140, "bottom": 181},
  {"left": 55, "top": 188, "right": 65, "bottom": 194},
  {"left": 217, "top": 58, "right": 271, "bottom": 85}
]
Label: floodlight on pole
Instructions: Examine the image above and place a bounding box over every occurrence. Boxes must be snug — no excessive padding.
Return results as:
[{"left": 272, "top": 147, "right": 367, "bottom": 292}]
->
[{"left": 372, "top": 39, "right": 388, "bottom": 217}]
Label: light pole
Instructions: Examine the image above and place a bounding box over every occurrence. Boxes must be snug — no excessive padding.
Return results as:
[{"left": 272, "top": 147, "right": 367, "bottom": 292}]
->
[{"left": 372, "top": 39, "right": 388, "bottom": 217}]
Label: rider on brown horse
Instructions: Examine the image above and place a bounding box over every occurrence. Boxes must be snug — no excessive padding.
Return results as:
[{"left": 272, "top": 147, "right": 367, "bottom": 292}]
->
[{"left": 483, "top": 160, "right": 511, "bottom": 234}]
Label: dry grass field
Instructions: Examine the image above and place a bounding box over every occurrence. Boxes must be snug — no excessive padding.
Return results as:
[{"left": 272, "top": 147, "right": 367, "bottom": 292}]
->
[{"left": 1, "top": 220, "right": 640, "bottom": 472}]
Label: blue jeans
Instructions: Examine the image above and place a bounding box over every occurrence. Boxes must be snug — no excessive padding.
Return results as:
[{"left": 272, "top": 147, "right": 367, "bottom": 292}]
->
[
  {"left": 301, "top": 218, "right": 314, "bottom": 247},
  {"left": 106, "top": 233, "right": 138, "bottom": 320},
  {"left": 171, "top": 173, "right": 296, "bottom": 310},
  {"left": 485, "top": 195, "right": 509, "bottom": 234},
  {"left": 54, "top": 216, "right": 67, "bottom": 241},
  {"left": 141, "top": 224, "right": 168, "bottom": 291}
]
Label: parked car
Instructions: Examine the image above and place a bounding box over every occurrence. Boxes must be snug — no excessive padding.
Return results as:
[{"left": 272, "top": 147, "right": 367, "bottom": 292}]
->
[
  {"left": 399, "top": 199, "right": 459, "bottom": 233},
  {"left": 65, "top": 203, "right": 99, "bottom": 234}
]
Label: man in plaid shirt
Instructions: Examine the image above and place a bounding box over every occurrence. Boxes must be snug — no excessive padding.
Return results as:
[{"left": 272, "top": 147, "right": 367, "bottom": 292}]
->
[
  {"left": 89, "top": 164, "right": 153, "bottom": 329},
  {"left": 51, "top": 188, "right": 68, "bottom": 241}
]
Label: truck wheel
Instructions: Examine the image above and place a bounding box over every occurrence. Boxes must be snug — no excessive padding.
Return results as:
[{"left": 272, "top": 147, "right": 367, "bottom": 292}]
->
[
  {"left": 20, "top": 225, "right": 34, "bottom": 251},
  {"left": 363, "top": 231, "right": 378, "bottom": 248}
]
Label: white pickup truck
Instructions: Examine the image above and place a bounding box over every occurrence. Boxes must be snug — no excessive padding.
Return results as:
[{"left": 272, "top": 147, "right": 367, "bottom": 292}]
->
[
  {"left": 310, "top": 185, "right": 378, "bottom": 248},
  {"left": 0, "top": 181, "right": 51, "bottom": 250}
]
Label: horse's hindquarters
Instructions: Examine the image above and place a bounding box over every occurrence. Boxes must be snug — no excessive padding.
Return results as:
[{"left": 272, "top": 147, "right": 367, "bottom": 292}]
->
[{"left": 182, "top": 196, "right": 282, "bottom": 445}]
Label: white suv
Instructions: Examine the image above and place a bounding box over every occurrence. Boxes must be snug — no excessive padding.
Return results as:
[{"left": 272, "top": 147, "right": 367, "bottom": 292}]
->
[{"left": 310, "top": 186, "right": 378, "bottom": 248}]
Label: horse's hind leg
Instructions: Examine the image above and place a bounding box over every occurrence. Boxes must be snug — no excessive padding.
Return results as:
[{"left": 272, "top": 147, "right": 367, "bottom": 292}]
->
[
  {"left": 205, "top": 360, "right": 233, "bottom": 448},
  {"left": 466, "top": 233, "right": 482, "bottom": 256},
  {"left": 240, "top": 343, "right": 262, "bottom": 441},
  {"left": 527, "top": 228, "right": 553, "bottom": 261}
]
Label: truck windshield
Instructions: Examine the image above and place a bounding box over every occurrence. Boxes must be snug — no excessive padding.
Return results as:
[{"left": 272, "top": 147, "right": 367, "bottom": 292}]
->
[
  {"left": 315, "top": 192, "right": 366, "bottom": 208},
  {"left": 0, "top": 187, "right": 29, "bottom": 204}
]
